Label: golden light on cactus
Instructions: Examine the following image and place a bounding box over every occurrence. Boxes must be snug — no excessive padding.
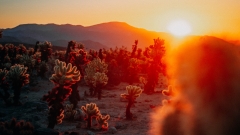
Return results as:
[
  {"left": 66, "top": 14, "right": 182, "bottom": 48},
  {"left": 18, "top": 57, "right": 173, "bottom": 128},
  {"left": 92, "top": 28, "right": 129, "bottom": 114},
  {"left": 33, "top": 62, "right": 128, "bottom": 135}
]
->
[
  {"left": 139, "top": 76, "right": 147, "bottom": 85},
  {"left": 56, "top": 109, "right": 64, "bottom": 124},
  {"left": 162, "top": 85, "right": 174, "bottom": 97},
  {"left": 84, "top": 58, "right": 108, "bottom": 86},
  {"left": 7, "top": 64, "right": 29, "bottom": 84},
  {"left": 81, "top": 103, "right": 101, "bottom": 128},
  {"left": 81, "top": 103, "right": 100, "bottom": 116},
  {"left": 92, "top": 72, "right": 108, "bottom": 87},
  {"left": 97, "top": 114, "right": 110, "bottom": 129},
  {"left": 49, "top": 59, "right": 80, "bottom": 86},
  {"left": 121, "top": 85, "right": 143, "bottom": 99}
]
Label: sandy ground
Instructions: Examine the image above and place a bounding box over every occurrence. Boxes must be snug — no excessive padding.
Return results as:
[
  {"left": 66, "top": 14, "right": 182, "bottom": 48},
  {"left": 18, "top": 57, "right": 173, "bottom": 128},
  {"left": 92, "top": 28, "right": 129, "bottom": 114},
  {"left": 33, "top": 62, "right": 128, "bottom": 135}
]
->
[{"left": 0, "top": 75, "right": 167, "bottom": 135}]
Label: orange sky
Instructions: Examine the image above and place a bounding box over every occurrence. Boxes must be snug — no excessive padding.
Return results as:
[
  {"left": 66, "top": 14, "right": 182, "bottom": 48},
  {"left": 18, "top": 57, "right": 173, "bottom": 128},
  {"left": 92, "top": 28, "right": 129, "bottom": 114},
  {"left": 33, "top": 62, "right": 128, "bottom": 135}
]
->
[{"left": 1, "top": 0, "right": 240, "bottom": 39}]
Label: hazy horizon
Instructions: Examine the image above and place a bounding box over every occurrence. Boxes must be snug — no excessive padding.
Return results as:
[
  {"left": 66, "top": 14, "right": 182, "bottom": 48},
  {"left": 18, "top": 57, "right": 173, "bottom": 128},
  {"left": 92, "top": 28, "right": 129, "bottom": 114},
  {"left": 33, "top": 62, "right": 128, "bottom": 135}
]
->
[{"left": 1, "top": 0, "right": 240, "bottom": 39}]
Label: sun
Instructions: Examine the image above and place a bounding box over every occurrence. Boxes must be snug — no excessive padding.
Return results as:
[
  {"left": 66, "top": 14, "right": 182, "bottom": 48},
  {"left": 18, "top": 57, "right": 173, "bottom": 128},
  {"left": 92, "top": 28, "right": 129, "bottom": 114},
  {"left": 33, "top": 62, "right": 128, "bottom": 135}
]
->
[{"left": 167, "top": 20, "right": 192, "bottom": 37}]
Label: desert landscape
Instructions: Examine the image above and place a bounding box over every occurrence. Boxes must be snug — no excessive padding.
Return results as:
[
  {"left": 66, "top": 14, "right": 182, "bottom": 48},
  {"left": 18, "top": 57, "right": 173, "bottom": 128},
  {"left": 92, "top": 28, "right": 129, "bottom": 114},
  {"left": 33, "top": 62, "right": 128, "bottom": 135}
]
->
[{"left": 1, "top": 1, "right": 240, "bottom": 135}]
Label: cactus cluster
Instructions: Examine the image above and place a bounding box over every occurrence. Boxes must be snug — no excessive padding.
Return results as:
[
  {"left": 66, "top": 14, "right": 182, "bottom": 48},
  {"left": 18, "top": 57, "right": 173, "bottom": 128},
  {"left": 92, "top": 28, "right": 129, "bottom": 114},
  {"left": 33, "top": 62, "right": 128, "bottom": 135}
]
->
[
  {"left": 84, "top": 58, "right": 108, "bottom": 99},
  {"left": 81, "top": 103, "right": 110, "bottom": 129},
  {"left": 7, "top": 64, "right": 29, "bottom": 84},
  {"left": 19, "top": 54, "right": 36, "bottom": 70},
  {"left": 121, "top": 85, "right": 142, "bottom": 119},
  {"left": 49, "top": 59, "right": 80, "bottom": 86},
  {"left": 6, "top": 64, "right": 29, "bottom": 105},
  {"left": 0, "top": 118, "right": 34, "bottom": 135},
  {"left": 96, "top": 114, "right": 110, "bottom": 130}
]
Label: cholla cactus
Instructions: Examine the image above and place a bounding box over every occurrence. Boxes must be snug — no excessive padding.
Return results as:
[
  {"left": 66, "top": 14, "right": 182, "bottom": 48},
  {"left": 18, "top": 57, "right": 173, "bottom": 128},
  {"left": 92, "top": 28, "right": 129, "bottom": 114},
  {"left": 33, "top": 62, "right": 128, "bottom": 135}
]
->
[
  {"left": 121, "top": 85, "right": 142, "bottom": 119},
  {"left": 6, "top": 64, "right": 29, "bottom": 105},
  {"left": 139, "top": 76, "right": 147, "bottom": 86},
  {"left": 19, "top": 54, "right": 36, "bottom": 70},
  {"left": 38, "top": 41, "right": 52, "bottom": 50},
  {"left": 85, "top": 58, "right": 108, "bottom": 98},
  {"left": 27, "top": 47, "right": 34, "bottom": 56},
  {"left": 7, "top": 64, "right": 29, "bottom": 86},
  {"left": 64, "top": 104, "right": 77, "bottom": 120},
  {"left": 96, "top": 114, "right": 110, "bottom": 130},
  {"left": 38, "top": 41, "right": 52, "bottom": 62},
  {"left": 37, "top": 61, "right": 49, "bottom": 78},
  {"left": 43, "top": 59, "right": 81, "bottom": 129},
  {"left": 53, "top": 50, "right": 66, "bottom": 61},
  {"left": 92, "top": 72, "right": 108, "bottom": 87},
  {"left": 161, "top": 85, "right": 174, "bottom": 106},
  {"left": 49, "top": 59, "right": 80, "bottom": 86},
  {"left": 85, "top": 58, "right": 108, "bottom": 75},
  {"left": 162, "top": 85, "right": 174, "bottom": 97},
  {"left": 127, "top": 58, "right": 141, "bottom": 84},
  {"left": 81, "top": 103, "right": 101, "bottom": 128},
  {"left": 92, "top": 72, "right": 108, "bottom": 100}
]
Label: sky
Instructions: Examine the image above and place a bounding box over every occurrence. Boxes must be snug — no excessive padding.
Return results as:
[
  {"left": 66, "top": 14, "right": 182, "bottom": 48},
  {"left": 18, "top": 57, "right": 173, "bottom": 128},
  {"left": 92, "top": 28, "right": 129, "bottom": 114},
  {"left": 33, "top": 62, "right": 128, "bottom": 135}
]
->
[{"left": 1, "top": 0, "right": 240, "bottom": 39}]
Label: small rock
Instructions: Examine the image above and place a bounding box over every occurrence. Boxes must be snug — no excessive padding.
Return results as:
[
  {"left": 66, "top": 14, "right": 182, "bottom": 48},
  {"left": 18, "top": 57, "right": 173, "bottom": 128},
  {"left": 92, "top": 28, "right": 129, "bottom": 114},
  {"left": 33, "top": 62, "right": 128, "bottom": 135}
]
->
[
  {"left": 108, "top": 126, "right": 117, "bottom": 134},
  {"left": 87, "top": 130, "right": 95, "bottom": 135}
]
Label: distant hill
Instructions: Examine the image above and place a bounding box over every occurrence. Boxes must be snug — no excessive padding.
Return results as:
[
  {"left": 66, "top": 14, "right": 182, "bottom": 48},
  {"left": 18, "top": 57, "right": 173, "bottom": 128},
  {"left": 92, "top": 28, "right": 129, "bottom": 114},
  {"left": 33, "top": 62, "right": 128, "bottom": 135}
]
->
[
  {"left": 0, "top": 22, "right": 172, "bottom": 50},
  {"left": 0, "top": 22, "right": 239, "bottom": 51}
]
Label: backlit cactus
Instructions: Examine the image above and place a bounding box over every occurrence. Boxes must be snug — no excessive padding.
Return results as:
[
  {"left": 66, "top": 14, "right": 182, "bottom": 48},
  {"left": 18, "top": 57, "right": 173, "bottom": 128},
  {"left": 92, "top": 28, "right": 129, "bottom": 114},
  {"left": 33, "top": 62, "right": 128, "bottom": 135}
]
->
[
  {"left": 43, "top": 59, "right": 81, "bottom": 129},
  {"left": 19, "top": 54, "right": 36, "bottom": 70},
  {"left": 6, "top": 64, "right": 29, "bottom": 105},
  {"left": 121, "top": 85, "right": 142, "bottom": 119},
  {"left": 49, "top": 59, "right": 80, "bottom": 86},
  {"left": 37, "top": 61, "right": 49, "bottom": 78},
  {"left": 92, "top": 72, "right": 108, "bottom": 87},
  {"left": 7, "top": 64, "right": 29, "bottom": 85},
  {"left": 81, "top": 103, "right": 101, "bottom": 128},
  {"left": 96, "top": 114, "right": 110, "bottom": 130},
  {"left": 56, "top": 109, "right": 64, "bottom": 124},
  {"left": 84, "top": 58, "right": 108, "bottom": 99},
  {"left": 93, "top": 72, "right": 108, "bottom": 100},
  {"left": 162, "top": 85, "right": 174, "bottom": 97}
]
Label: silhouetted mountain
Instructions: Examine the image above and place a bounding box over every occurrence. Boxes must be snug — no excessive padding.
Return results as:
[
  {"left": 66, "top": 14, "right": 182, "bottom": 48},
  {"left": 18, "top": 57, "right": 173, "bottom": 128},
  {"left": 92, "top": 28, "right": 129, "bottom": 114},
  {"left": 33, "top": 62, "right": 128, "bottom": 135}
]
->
[
  {"left": 1, "top": 22, "right": 238, "bottom": 50},
  {"left": 1, "top": 22, "right": 172, "bottom": 50}
]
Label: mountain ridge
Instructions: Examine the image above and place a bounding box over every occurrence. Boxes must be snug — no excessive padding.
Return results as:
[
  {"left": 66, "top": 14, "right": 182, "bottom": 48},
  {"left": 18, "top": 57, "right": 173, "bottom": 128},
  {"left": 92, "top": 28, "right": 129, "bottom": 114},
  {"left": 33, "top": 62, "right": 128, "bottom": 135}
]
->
[{"left": 1, "top": 22, "right": 238, "bottom": 50}]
